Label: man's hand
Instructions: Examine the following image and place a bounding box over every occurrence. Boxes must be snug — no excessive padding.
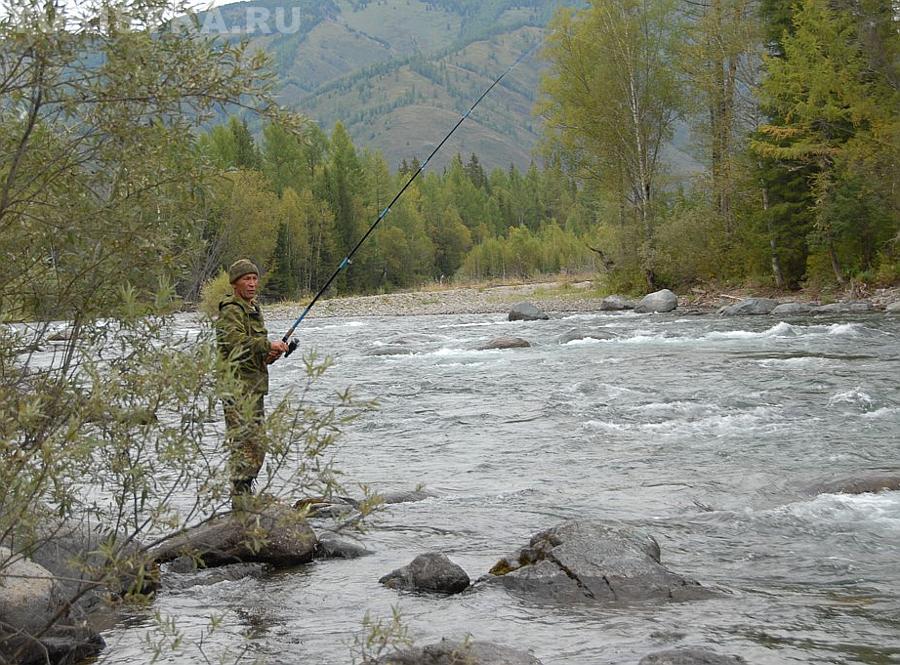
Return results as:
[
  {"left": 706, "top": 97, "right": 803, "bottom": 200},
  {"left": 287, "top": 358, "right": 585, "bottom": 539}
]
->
[{"left": 266, "top": 340, "right": 290, "bottom": 364}]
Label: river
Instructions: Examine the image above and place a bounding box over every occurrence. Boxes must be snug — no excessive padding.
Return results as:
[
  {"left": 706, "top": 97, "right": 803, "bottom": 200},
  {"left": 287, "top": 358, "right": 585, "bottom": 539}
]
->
[{"left": 98, "top": 309, "right": 900, "bottom": 664}]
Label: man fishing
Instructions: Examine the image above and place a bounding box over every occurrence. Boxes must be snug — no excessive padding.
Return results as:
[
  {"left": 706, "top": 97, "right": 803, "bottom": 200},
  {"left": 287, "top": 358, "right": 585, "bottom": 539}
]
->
[{"left": 216, "top": 259, "right": 290, "bottom": 510}]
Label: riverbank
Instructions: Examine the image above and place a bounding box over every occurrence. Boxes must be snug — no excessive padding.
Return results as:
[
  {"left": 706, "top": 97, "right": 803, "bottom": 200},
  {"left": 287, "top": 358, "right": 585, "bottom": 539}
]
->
[{"left": 263, "top": 279, "right": 900, "bottom": 319}]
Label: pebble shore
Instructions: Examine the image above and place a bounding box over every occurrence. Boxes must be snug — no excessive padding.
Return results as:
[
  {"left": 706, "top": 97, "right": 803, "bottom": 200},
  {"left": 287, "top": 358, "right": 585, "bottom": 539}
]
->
[
  {"left": 263, "top": 281, "right": 900, "bottom": 320},
  {"left": 264, "top": 281, "right": 610, "bottom": 319}
]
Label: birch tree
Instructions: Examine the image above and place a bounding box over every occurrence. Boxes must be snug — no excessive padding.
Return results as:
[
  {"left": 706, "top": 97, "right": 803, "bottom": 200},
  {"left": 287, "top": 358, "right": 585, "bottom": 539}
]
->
[{"left": 539, "top": 0, "right": 684, "bottom": 287}]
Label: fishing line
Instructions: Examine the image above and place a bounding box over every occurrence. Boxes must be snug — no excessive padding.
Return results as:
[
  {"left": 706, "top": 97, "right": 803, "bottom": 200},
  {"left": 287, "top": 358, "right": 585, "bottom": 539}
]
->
[{"left": 282, "top": 39, "right": 543, "bottom": 355}]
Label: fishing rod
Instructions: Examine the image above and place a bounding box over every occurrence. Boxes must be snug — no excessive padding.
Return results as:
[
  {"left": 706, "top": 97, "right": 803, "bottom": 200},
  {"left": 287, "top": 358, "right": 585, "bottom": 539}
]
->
[{"left": 282, "top": 41, "right": 541, "bottom": 357}]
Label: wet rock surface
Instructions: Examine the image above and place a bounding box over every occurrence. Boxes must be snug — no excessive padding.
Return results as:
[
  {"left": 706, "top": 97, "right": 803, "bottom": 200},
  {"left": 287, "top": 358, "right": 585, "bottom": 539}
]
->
[
  {"left": 557, "top": 328, "right": 618, "bottom": 344},
  {"left": 639, "top": 649, "right": 747, "bottom": 664},
  {"left": 482, "top": 521, "right": 714, "bottom": 604},
  {"left": 380, "top": 552, "right": 470, "bottom": 594},
  {"left": 161, "top": 561, "right": 270, "bottom": 590},
  {"left": 315, "top": 532, "right": 370, "bottom": 559},
  {"left": 808, "top": 472, "right": 900, "bottom": 495},
  {"left": 478, "top": 336, "right": 531, "bottom": 350},
  {"left": 375, "top": 638, "right": 543, "bottom": 664},
  {"left": 151, "top": 503, "right": 316, "bottom": 568}
]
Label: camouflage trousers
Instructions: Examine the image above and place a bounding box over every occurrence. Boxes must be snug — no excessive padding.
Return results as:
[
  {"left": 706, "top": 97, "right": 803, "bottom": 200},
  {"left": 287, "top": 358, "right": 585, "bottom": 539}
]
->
[{"left": 223, "top": 393, "right": 266, "bottom": 492}]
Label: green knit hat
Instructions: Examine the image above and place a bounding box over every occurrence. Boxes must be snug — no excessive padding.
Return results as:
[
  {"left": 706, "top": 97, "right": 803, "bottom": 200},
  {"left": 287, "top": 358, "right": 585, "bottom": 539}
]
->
[{"left": 228, "top": 259, "right": 259, "bottom": 284}]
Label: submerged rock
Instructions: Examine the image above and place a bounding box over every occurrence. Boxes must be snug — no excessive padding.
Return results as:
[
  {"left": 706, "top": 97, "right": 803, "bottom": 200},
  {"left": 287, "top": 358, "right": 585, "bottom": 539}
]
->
[
  {"left": 478, "top": 336, "right": 531, "bottom": 350},
  {"left": 557, "top": 328, "right": 618, "bottom": 344},
  {"left": 719, "top": 298, "right": 779, "bottom": 316},
  {"left": 151, "top": 503, "right": 316, "bottom": 568},
  {"left": 366, "top": 345, "right": 416, "bottom": 356},
  {"left": 634, "top": 290, "right": 678, "bottom": 314},
  {"left": 482, "top": 520, "right": 714, "bottom": 605},
  {"left": 375, "top": 638, "right": 543, "bottom": 665},
  {"left": 809, "top": 472, "right": 900, "bottom": 495},
  {"left": 508, "top": 302, "right": 549, "bottom": 321},
  {"left": 380, "top": 489, "right": 436, "bottom": 504},
  {"left": 639, "top": 649, "right": 747, "bottom": 665},
  {"left": 315, "top": 532, "right": 369, "bottom": 559},
  {"left": 162, "top": 561, "right": 270, "bottom": 590},
  {"left": 380, "top": 552, "right": 470, "bottom": 594}
]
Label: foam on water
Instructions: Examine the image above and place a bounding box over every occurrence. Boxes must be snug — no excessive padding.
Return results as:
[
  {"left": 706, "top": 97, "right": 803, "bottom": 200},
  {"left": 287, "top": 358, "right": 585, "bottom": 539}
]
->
[
  {"left": 313, "top": 320, "right": 369, "bottom": 331},
  {"left": 638, "top": 405, "right": 782, "bottom": 437},
  {"left": 828, "top": 386, "right": 875, "bottom": 409},
  {"left": 771, "top": 491, "right": 900, "bottom": 530},
  {"left": 861, "top": 406, "right": 900, "bottom": 420},
  {"left": 755, "top": 356, "right": 835, "bottom": 368},
  {"left": 705, "top": 321, "right": 798, "bottom": 340}
]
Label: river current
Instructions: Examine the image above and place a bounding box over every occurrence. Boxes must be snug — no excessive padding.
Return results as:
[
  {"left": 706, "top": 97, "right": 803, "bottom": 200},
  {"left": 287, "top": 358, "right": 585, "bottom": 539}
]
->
[{"left": 99, "top": 309, "right": 899, "bottom": 664}]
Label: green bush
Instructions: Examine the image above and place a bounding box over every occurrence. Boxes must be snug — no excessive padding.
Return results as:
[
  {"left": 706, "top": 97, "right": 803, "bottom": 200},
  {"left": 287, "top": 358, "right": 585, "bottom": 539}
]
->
[{"left": 199, "top": 270, "right": 232, "bottom": 318}]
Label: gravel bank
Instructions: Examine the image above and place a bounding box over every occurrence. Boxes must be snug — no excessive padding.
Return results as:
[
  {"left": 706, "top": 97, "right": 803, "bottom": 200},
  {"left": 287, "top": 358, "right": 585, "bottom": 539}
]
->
[
  {"left": 264, "top": 281, "right": 609, "bottom": 320},
  {"left": 263, "top": 281, "right": 900, "bottom": 320}
]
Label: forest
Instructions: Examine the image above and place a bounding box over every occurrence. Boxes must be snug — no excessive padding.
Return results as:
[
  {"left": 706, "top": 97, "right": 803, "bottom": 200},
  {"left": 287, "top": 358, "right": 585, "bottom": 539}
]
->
[
  {"left": 195, "top": 0, "right": 898, "bottom": 309},
  {"left": 1, "top": 0, "right": 897, "bottom": 321}
]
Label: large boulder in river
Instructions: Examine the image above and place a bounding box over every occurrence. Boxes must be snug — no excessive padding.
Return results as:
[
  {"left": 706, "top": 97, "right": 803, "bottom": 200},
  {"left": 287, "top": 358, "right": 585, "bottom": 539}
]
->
[
  {"left": 380, "top": 552, "right": 470, "bottom": 594},
  {"left": 634, "top": 290, "right": 678, "bottom": 313},
  {"left": 478, "top": 336, "right": 531, "bottom": 350},
  {"left": 639, "top": 649, "right": 746, "bottom": 665},
  {"left": 151, "top": 503, "right": 316, "bottom": 568},
  {"left": 808, "top": 472, "right": 900, "bottom": 496},
  {"left": 508, "top": 302, "right": 549, "bottom": 321},
  {"left": 0, "top": 547, "right": 106, "bottom": 665},
  {"left": 719, "top": 298, "right": 779, "bottom": 316},
  {"left": 482, "top": 521, "right": 713, "bottom": 604},
  {"left": 375, "top": 638, "right": 543, "bottom": 665}
]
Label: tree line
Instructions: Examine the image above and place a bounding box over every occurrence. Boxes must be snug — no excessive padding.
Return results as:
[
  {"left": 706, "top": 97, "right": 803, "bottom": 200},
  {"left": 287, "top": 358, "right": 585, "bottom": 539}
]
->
[
  {"left": 200, "top": 0, "right": 896, "bottom": 305},
  {"left": 538, "top": 0, "right": 897, "bottom": 293},
  {"left": 194, "top": 116, "right": 601, "bottom": 305}
]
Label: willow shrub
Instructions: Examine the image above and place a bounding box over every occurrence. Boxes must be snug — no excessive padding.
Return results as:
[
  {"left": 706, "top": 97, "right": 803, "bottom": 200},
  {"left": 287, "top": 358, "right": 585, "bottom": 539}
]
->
[
  {"left": 0, "top": 1, "right": 355, "bottom": 660},
  {"left": 1, "top": 284, "right": 367, "bottom": 662}
]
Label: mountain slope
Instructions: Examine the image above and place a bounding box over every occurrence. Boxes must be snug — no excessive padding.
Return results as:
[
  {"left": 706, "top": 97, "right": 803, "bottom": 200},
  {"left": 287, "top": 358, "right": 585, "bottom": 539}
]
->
[{"left": 207, "top": 0, "right": 575, "bottom": 171}]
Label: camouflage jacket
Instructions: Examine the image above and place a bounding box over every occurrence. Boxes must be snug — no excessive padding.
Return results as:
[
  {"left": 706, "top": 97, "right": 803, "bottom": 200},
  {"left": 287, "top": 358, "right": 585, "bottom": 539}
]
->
[{"left": 215, "top": 294, "right": 271, "bottom": 396}]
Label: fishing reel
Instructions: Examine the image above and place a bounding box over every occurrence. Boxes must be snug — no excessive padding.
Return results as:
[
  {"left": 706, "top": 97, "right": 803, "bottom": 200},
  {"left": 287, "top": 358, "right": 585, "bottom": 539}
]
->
[{"left": 285, "top": 337, "right": 299, "bottom": 358}]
